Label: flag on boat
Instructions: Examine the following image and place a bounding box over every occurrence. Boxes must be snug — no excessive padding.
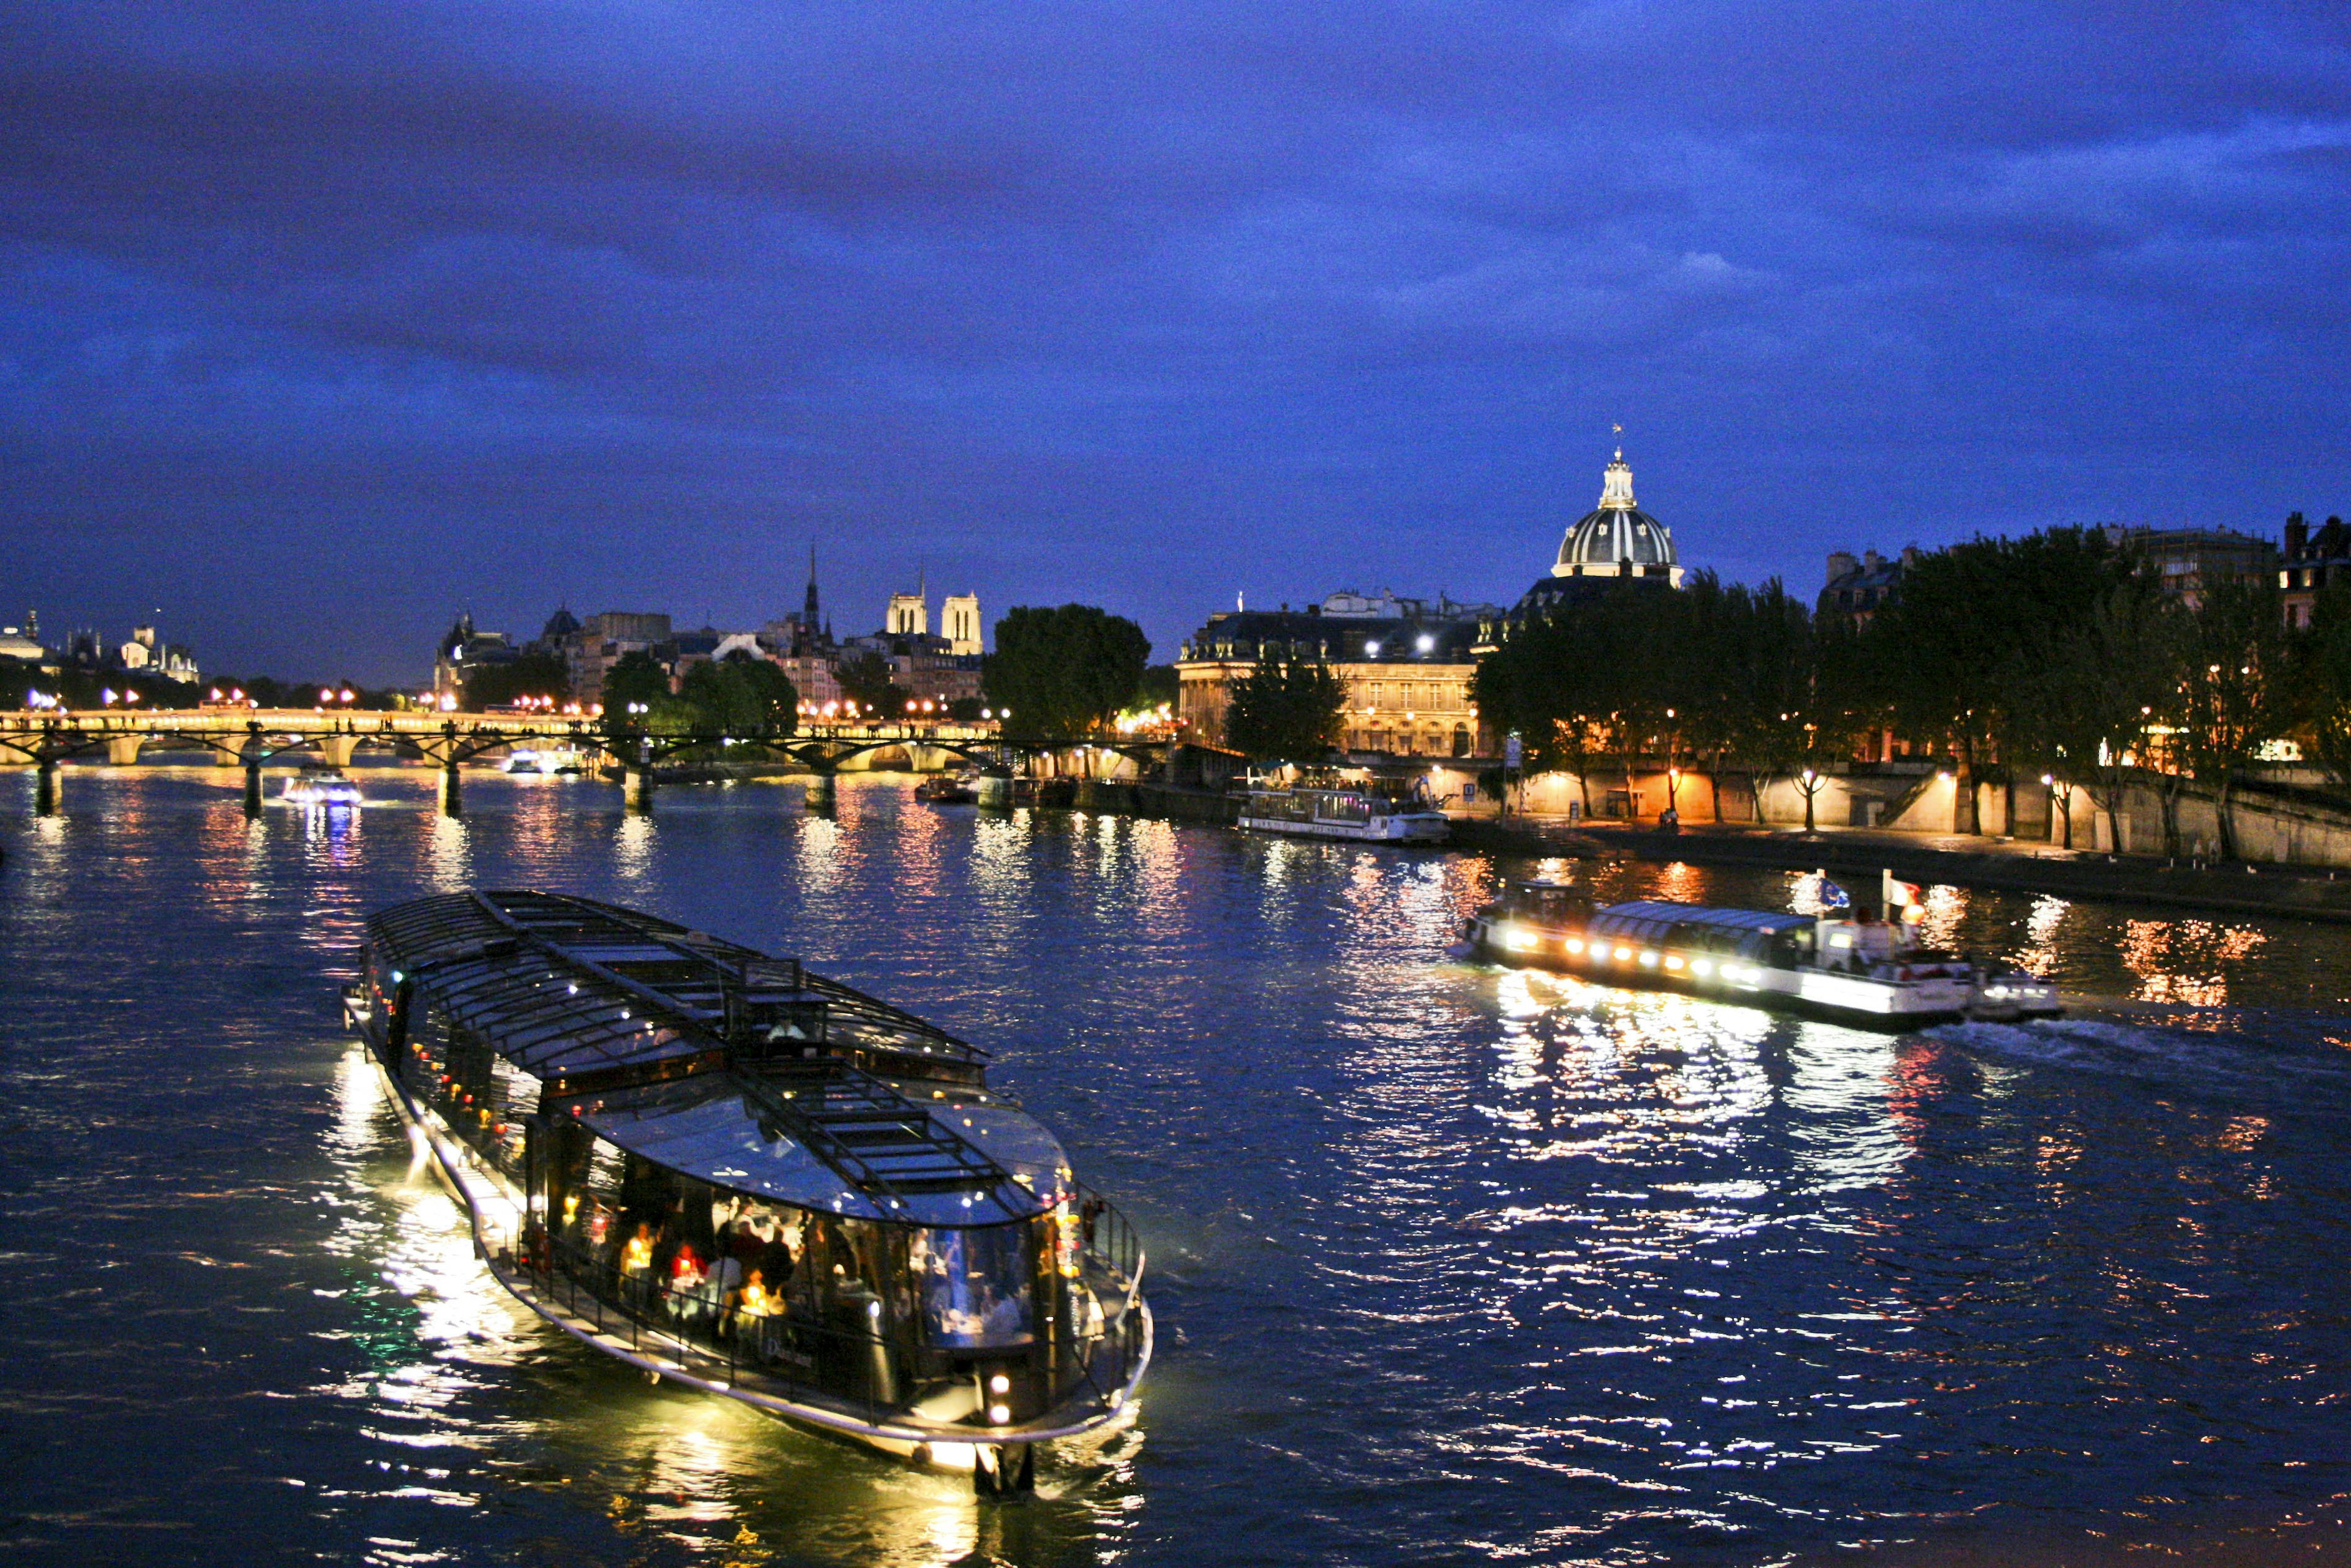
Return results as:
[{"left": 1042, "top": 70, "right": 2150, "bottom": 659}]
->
[
  {"left": 1816, "top": 874, "right": 1850, "bottom": 910},
  {"left": 1882, "top": 869, "right": 1926, "bottom": 922}
]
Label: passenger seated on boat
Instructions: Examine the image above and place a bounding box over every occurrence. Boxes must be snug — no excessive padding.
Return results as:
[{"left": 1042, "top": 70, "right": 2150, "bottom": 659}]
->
[
  {"left": 756, "top": 1234, "right": 796, "bottom": 1291},
  {"left": 665, "top": 1242, "right": 708, "bottom": 1324},
  {"left": 618, "top": 1221, "right": 658, "bottom": 1305},
  {"left": 730, "top": 1267, "right": 789, "bottom": 1362},
  {"left": 703, "top": 1246, "right": 743, "bottom": 1326}
]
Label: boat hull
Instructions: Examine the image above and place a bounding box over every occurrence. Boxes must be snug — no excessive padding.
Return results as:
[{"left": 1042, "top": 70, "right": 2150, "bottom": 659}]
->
[
  {"left": 1237, "top": 813, "right": 1450, "bottom": 846},
  {"left": 354, "top": 1027, "right": 1149, "bottom": 1470}
]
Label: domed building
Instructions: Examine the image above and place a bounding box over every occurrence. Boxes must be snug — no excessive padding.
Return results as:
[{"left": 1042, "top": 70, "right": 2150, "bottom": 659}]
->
[{"left": 1504, "top": 446, "right": 1685, "bottom": 628}]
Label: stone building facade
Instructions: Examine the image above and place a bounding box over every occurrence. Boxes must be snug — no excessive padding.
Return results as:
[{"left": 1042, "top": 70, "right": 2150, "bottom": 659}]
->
[{"left": 1176, "top": 601, "right": 1491, "bottom": 758}]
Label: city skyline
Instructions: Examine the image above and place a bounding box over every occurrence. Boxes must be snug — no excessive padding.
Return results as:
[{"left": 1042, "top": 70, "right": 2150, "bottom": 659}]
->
[{"left": 4, "top": 2, "right": 2347, "bottom": 683}]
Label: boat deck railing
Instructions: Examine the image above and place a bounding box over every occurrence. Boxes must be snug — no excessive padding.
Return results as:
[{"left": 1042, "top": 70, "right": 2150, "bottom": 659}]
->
[
  {"left": 522, "top": 1236, "right": 913, "bottom": 1414},
  {"left": 512, "top": 1222, "right": 1146, "bottom": 1433}
]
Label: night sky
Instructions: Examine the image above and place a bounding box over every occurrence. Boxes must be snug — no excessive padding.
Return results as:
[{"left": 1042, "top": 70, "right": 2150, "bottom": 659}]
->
[{"left": 4, "top": 2, "right": 2347, "bottom": 684}]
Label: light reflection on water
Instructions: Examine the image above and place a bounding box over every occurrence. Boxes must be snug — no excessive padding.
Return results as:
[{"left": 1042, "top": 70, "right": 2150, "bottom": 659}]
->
[{"left": 2, "top": 768, "right": 2350, "bottom": 1566}]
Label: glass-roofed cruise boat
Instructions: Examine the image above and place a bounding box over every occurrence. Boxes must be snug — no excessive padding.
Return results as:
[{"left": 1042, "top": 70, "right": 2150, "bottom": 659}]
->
[{"left": 343, "top": 890, "right": 1148, "bottom": 1493}]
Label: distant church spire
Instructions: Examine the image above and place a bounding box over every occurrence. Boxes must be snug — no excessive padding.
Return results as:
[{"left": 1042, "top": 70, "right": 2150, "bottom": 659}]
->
[{"left": 804, "top": 542, "right": 820, "bottom": 622}]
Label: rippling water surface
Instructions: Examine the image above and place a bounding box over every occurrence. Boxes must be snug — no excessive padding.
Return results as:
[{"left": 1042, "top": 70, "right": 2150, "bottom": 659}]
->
[{"left": 3, "top": 767, "right": 2349, "bottom": 1567}]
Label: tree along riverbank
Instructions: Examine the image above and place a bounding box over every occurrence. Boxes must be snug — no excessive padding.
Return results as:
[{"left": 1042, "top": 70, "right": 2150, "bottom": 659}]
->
[{"left": 1455, "top": 817, "right": 2351, "bottom": 925}]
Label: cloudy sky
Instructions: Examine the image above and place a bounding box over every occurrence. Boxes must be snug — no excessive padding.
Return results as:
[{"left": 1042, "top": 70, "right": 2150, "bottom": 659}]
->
[{"left": 3, "top": 1, "right": 2347, "bottom": 682}]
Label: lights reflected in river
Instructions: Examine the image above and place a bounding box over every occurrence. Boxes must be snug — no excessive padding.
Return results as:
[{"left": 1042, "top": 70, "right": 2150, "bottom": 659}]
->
[{"left": 2119, "top": 917, "right": 2267, "bottom": 1007}]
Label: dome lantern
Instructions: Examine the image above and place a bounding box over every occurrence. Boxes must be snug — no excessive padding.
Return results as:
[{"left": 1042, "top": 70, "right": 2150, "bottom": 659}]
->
[{"left": 1550, "top": 446, "right": 1683, "bottom": 585}]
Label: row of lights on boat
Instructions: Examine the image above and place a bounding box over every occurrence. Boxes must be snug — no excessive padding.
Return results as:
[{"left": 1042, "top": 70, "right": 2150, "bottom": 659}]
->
[{"left": 1500, "top": 925, "right": 1763, "bottom": 985}]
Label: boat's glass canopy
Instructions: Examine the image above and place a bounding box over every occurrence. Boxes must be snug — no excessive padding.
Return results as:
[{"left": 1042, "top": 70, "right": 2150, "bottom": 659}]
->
[
  {"left": 366, "top": 891, "right": 1053, "bottom": 1226},
  {"left": 1589, "top": 900, "right": 1815, "bottom": 943},
  {"left": 579, "top": 1077, "right": 1069, "bottom": 1226}
]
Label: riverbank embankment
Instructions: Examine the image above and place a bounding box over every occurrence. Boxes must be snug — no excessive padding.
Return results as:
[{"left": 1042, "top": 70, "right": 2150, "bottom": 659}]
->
[
  {"left": 1455, "top": 817, "right": 2351, "bottom": 925},
  {"left": 1052, "top": 781, "right": 2351, "bottom": 921}
]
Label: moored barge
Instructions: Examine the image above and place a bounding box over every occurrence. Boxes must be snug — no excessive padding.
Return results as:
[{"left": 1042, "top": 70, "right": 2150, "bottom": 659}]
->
[
  {"left": 1461, "top": 877, "right": 2060, "bottom": 1027},
  {"left": 343, "top": 890, "right": 1149, "bottom": 1492},
  {"left": 1237, "top": 785, "right": 1450, "bottom": 845}
]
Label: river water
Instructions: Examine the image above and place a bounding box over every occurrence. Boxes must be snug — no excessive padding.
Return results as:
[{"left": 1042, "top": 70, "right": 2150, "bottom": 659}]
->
[{"left": 3, "top": 767, "right": 2349, "bottom": 1568}]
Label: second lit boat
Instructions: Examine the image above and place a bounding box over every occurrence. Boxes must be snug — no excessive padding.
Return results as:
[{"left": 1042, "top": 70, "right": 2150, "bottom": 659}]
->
[{"left": 1461, "top": 878, "right": 2060, "bottom": 1027}]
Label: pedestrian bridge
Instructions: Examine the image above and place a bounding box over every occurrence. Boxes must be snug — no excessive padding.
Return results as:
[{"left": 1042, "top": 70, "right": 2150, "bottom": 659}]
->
[{"left": 0, "top": 708, "right": 1164, "bottom": 814}]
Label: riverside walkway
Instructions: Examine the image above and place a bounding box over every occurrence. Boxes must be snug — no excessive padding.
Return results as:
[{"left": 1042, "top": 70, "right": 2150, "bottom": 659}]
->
[{"left": 1454, "top": 816, "right": 2351, "bottom": 925}]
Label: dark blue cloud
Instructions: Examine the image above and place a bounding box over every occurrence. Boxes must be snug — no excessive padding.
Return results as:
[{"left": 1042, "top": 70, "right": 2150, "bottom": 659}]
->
[{"left": 2, "top": 0, "right": 2346, "bottom": 681}]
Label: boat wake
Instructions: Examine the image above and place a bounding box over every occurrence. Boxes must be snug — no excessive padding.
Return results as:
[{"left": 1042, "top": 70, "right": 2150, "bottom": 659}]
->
[{"left": 1928, "top": 1007, "right": 2351, "bottom": 1115}]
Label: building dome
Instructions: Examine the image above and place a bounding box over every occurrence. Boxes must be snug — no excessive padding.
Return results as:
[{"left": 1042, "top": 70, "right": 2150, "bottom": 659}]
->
[
  {"left": 541, "top": 605, "right": 582, "bottom": 643},
  {"left": 1551, "top": 449, "right": 1682, "bottom": 583}
]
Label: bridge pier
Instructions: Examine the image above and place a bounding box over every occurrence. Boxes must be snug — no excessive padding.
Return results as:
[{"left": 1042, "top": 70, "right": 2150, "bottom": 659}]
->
[
  {"left": 977, "top": 769, "right": 1013, "bottom": 811},
  {"left": 244, "top": 760, "right": 263, "bottom": 816},
  {"left": 624, "top": 767, "right": 654, "bottom": 813},
  {"left": 440, "top": 762, "right": 463, "bottom": 817},
  {"left": 319, "top": 735, "right": 360, "bottom": 770},
  {"left": 36, "top": 758, "right": 58, "bottom": 816},
  {"left": 804, "top": 767, "right": 836, "bottom": 814},
  {"left": 105, "top": 737, "right": 143, "bottom": 767}
]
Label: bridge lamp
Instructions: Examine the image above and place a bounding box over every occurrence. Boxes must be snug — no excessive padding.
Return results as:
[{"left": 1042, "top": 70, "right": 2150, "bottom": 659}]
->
[
  {"left": 1365, "top": 640, "right": 1381, "bottom": 656},
  {"left": 1416, "top": 634, "right": 1434, "bottom": 653},
  {"left": 339, "top": 688, "right": 354, "bottom": 703},
  {"left": 320, "top": 687, "right": 334, "bottom": 703},
  {"left": 101, "top": 688, "right": 116, "bottom": 705},
  {"left": 124, "top": 690, "right": 140, "bottom": 703},
  {"left": 209, "top": 688, "right": 222, "bottom": 702},
  {"left": 905, "top": 700, "right": 917, "bottom": 714}
]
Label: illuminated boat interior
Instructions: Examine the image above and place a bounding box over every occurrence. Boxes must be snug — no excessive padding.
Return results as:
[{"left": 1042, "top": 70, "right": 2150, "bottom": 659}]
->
[{"left": 347, "top": 890, "right": 1148, "bottom": 1487}]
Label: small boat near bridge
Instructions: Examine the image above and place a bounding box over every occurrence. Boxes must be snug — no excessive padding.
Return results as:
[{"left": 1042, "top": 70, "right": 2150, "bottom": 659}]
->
[{"left": 282, "top": 765, "right": 363, "bottom": 809}]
